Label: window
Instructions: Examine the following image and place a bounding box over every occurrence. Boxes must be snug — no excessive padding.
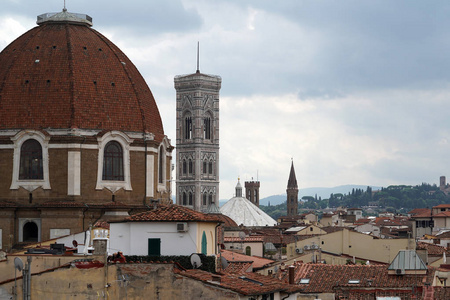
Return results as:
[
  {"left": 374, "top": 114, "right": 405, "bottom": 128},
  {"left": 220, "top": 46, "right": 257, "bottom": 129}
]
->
[
  {"left": 11, "top": 131, "right": 51, "bottom": 190},
  {"left": 245, "top": 246, "right": 251, "bottom": 256},
  {"left": 184, "top": 116, "right": 192, "bottom": 139},
  {"left": 102, "top": 141, "right": 124, "bottom": 180},
  {"left": 188, "top": 159, "right": 193, "bottom": 174},
  {"left": 183, "top": 160, "right": 187, "bottom": 175},
  {"left": 203, "top": 194, "right": 207, "bottom": 206},
  {"left": 19, "top": 139, "right": 43, "bottom": 179},
  {"left": 188, "top": 192, "right": 193, "bottom": 205},
  {"left": 158, "top": 145, "right": 164, "bottom": 184},
  {"left": 182, "top": 192, "right": 187, "bottom": 205},
  {"left": 203, "top": 161, "right": 207, "bottom": 174},
  {"left": 208, "top": 162, "right": 213, "bottom": 174},
  {"left": 148, "top": 238, "right": 161, "bottom": 256},
  {"left": 95, "top": 131, "right": 132, "bottom": 192},
  {"left": 203, "top": 117, "right": 211, "bottom": 140},
  {"left": 208, "top": 194, "right": 213, "bottom": 205}
]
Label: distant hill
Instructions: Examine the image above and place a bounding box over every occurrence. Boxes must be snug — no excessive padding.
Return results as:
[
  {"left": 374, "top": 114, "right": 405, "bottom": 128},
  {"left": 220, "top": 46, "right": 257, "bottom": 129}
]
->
[
  {"left": 259, "top": 185, "right": 381, "bottom": 206},
  {"left": 219, "top": 185, "right": 380, "bottom": 207}
]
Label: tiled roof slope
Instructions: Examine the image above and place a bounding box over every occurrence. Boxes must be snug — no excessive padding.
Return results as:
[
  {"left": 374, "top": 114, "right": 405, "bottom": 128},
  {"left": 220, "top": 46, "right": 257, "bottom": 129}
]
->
[
  {"left": 0, "top": 16, "right": 164, "bottom": 141},
  {"left": 417, "top": 242, "right": 450, "bottom": 255},
  {"left": 221, "top": 250, "right": 274, "bottom": 270},
  {"left": 176, "top": 269, "right": 302, "bottom": 296},
  {"left": 277, "top": 263, "right": 436, "bottom": 294},
  {"left": 113, "top": 205, "right": 223, "bottom": 223}
]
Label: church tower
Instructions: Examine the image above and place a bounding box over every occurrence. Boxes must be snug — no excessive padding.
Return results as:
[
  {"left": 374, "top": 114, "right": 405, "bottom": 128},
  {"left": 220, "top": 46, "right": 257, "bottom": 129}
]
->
[
  {"left": 174, "top": 62, "right": 221, "bottom": 211},
  {"left": 287, "top": 161, "right": 299, "bottom": 216},
  {"left": 245, "top": 180, "right": 260, "bottom": 207}
]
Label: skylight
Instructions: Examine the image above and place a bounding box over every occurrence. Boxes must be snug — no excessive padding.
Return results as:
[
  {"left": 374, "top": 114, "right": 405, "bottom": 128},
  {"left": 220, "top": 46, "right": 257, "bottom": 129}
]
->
[
  {"left": 348, "top": 279, "right": 360, "bottom": 284},
  {"left": 299, "top": 278, "right": 310, "bottom": 284}
]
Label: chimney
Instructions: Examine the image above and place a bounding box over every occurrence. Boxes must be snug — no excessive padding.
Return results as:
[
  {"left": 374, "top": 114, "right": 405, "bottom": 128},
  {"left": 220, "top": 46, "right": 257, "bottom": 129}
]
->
[{"left": 288, "top": 266, "right": 295, "bottom": 284}]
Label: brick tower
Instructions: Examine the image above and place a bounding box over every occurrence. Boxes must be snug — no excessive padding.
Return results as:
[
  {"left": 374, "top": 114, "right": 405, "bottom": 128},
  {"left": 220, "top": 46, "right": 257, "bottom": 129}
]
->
[
  {"left": 174, "top": 64, "right": 221, "bottom": 211},
  {"left": 245, "top": 180, "right": 260, "bottom": 207},
  {"left": 286, "top": 161, "right": 299, "bottom": 216}
]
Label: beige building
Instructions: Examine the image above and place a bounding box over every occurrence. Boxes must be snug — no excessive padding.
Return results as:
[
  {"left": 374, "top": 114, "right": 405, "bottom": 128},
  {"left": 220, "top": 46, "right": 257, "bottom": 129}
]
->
[{"left": 286, "top": 228, "right": 412, "bottom": 264}]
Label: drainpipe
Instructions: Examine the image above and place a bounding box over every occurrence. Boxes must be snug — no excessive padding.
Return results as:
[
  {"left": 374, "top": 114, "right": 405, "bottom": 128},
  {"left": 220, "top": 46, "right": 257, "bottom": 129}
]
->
[{"left": 144, "top": 133, "right": 147, "bottom": 206}]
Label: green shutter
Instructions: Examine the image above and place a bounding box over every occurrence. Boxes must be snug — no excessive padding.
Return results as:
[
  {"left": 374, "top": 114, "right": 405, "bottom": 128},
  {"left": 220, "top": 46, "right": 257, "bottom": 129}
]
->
[{"left": 201, "top": 231, "right": 207, "bottom": 255}]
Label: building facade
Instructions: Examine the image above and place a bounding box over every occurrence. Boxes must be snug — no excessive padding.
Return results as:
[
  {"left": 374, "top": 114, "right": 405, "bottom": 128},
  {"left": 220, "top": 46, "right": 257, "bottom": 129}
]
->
[
  {"left": 0, "top": 9, "right": 172, "bottom": 251},
  {"left": 174, "top": 69, "right": 221, "bottom": 211}
]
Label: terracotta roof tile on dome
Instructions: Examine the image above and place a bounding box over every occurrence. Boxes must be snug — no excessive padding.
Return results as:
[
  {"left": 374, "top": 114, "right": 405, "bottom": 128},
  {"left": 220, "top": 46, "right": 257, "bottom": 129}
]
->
[
  {"left": 0, "top": 12, "right": 165, "bottom": 141},
  {"left": 113, "top": 204, "right": 223, "bottom": 223}
]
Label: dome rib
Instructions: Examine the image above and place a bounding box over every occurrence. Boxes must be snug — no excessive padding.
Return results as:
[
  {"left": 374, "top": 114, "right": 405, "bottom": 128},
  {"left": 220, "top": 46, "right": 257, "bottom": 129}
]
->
[{"left": 65, "top": 23, "right": 76, "bottom": 129}]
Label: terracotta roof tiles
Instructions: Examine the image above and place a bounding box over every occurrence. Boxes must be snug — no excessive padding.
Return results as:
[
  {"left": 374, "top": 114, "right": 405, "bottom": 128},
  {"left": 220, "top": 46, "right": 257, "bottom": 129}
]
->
[{"left": 113, "top": 204, "right": 223, "bottom": 223}]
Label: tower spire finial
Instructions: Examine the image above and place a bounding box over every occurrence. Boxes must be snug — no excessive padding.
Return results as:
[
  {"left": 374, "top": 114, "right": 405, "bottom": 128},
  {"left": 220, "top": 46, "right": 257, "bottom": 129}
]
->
[
  {"left": 196, "top": 41, "right": 200, "bottom": 73},
  {"left": 63, "top": 0, "right": 67, "bottom": 11}
]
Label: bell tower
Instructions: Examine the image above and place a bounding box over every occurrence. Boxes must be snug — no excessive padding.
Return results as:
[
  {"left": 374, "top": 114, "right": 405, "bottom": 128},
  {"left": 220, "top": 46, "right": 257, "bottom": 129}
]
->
[
  {"left": 174, "top": 58, "right": 221, "bottom": 211},
  {"left": 287, "top": 160, "right": 299, "bottom": 216}
]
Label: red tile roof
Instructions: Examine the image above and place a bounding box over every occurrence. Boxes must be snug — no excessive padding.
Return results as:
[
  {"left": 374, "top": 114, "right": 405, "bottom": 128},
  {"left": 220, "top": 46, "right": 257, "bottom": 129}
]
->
[
  {"left": 276, "top": 263, "right": 436, "bottom": 294},
  {"left": 433, "top": 211, "right": 450, "bottom": 218},
  {"left": 417, "top": 242, "right": 450, "bottom": 255},
  {"left": 175, "top": 269, "right": 302, "bottom": 296},
  {"left": 433, "top": 204, "right": 450, "bottom": 209},
  {"left": 224, "top": 236, "right": 263, "bottom": 243},
  {"left": 223, "top": 261, "right": 253, "bottom": 274},
  {"left": 111, "top": 204, "right": 223, "bottom": 223},
  {"left": 0, "top": 18, "right": 165, "bottom": 141},
  {"left": 221, "top": 250, "right": 274, "bottom": 270}
]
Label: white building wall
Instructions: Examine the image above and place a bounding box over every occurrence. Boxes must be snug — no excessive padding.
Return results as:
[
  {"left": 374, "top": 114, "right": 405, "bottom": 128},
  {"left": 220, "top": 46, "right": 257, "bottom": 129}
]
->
[{"left": 110, "top": 222, "right": 199, "bottom": 256}]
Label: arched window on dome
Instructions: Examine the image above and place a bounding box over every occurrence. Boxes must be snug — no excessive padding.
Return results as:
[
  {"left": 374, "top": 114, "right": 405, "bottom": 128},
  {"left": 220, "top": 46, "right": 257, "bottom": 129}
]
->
[
  {"left": 102, "top": 141, "right": 124, "bottom": 181},
  {"left": 184, "top": 116, "right": 192, "bottom": 140},
  {"left": 19, "top": 139, "right": 43, "bottom": 180}
]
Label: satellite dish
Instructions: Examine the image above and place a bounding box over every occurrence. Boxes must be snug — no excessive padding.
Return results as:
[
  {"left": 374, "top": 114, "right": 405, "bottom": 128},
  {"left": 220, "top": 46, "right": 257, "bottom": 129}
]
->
[
  {"left": 220, "top": 256, "right": 229, "bottom": 269},
  {"left": 72, "top": 240, "right": 78, "bottom": 247},
  {"left": 190, "top": 253, "right": 202, "bottom": 269},
  {"left": 14, "top": 257, "right": 23, "bottom": 272},
  {"left": 239, "top": 231, "right": 246, "bottom": 241}
]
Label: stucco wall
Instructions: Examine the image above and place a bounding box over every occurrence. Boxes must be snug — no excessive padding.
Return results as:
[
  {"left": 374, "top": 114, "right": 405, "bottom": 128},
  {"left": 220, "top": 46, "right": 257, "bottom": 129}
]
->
[
  {"left": 0, "top": 263, "right": 242, "bottom": 300},
  {"left": 287, "top": 229, "right": 410, "bottom": 263}
]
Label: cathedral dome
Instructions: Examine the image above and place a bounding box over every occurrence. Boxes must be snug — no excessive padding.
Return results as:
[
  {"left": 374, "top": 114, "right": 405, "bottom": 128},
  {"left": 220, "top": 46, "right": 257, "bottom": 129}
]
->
[{"left": 0, "top": 10, "right": 164, "bottom": 141}]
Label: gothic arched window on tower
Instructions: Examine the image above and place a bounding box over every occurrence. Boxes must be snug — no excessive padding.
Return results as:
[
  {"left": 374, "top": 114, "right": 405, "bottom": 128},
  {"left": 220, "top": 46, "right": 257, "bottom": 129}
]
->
[
  {"left": 203, "top": 193, "right": 207, "bottom": 206},
  {"left": 182, "top": 160, "right": 187, "bottom": 175},
  {"left": 203, "top": 161, "right": 207, "bottom": 174},
  {"left": 19, "top": 139, "right": 43, "bottom": 180},
  {"left": 208, "top": 194, "right": 213, "bottom": 205},
  {"left": 184, "top": 116, "right": 192, "bottom": 140},
  {"left": 102, "top": 141, "right": 124, "bottom": 181},
  {"left": 182, "top": 192, "right": 187, "bottom": 205},
  {"left": 208, "top": 162, "right": 213, "bottom": 175},
  {"left": 188, "top": 192, "right": 193, "bottom": 205},
  {"left": 203, "top": 117, "right": 211, "bottom": 140},
  {"left": 188, "top": 159, "right": 193, "bottom": 174}
]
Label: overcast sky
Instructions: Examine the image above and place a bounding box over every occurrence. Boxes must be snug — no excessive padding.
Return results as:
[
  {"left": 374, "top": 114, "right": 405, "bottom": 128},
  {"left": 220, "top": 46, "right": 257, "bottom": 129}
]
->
[{"left": 1, "top": 1, "right": 450, "bottom": 200}]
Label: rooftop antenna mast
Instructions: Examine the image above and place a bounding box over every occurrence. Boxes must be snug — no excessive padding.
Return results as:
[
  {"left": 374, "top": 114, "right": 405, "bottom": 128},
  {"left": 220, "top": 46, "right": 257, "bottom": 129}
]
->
[{"left": 196, "top": 41, "right": 200, "bottom": 73}]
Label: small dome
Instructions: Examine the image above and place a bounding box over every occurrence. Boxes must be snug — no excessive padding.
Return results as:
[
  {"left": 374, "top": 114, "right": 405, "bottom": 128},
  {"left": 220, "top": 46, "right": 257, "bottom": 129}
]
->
[
  {"left": 0, "top": 10, "right": 165, "bottom": 141},
  {"left": 220, "top": 196, "right": 277, "bottom": 227}
]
